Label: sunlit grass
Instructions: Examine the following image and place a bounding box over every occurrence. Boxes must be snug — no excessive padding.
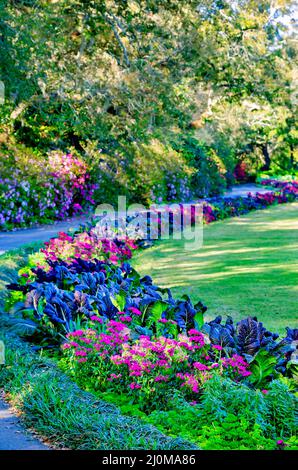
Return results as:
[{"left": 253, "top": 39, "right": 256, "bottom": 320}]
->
[
  {"left": 133, "top": 203, "right": 298, "bottom": 333},
  {"left": 0, "top": 242, "right": 43, "bottom": 311}
]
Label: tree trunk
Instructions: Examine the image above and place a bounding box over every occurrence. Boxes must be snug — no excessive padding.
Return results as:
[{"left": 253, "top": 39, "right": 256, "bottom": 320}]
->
[
  {"left": 260, "top": 144, "right": 271, "bottom": 171},
  {"left": 289, "top": 143, "right": 295, "bottom": 169}
]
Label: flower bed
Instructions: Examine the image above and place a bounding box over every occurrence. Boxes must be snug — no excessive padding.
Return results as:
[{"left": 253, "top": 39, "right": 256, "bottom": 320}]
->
[
  {"left": 4, "top": 221, "right": 298, "bottom": 450},
  {"left": 202, "top": 181, "right": 297, "bottom": 223},
  {"left": 259, "top": 179, "right": 298, "bottom": 191}
]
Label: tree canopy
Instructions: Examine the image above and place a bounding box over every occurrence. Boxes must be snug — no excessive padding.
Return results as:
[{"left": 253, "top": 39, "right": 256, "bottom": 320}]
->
[{"left": 0, "top": 0, "right": 297, "bottom": 201}]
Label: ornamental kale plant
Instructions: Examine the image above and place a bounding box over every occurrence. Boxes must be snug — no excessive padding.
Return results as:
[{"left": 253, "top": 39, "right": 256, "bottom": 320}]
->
[
  {"left": 6, "top": 228, "right": 297, "bottom": 383},
  {"left": 201, "top": 316, "right": 298, "bottom": 384},
  {"left": 7, "top": 256, "right": 207, "bottom": 341}
]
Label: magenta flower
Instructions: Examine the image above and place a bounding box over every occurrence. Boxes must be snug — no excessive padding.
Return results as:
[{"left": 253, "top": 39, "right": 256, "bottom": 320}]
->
[
  {"left": 118, "top": 315, "right": 133, "bottom": 323},
  {"left": 70, "top": 330, "right": 84, "bottom": 337},
  {"left": 154, "top": 375, "right": 169, "bottom": 382},
  {"left": 212, "top": 344, "right": 223, "bottom": 351},
  {"left": 75, "top": 350, "right": 87, "bottom": 357},
  {"left": 193, "top": 362, "right": 209, "bottom": 371},
  {"left": 128, "top": 307, "right": 142, "bottom": 316},
  {"left": 129, "top": 383, "right": 141, "bottom": 390},
  {"left": 276, "top": 439, "right": 286, "bottom": 446},
  {"left": 188, "top": 329, "right": 200, "bottom": 335},
  {"left": 90, "top": 315, "right": 103, "bottom": 323}
]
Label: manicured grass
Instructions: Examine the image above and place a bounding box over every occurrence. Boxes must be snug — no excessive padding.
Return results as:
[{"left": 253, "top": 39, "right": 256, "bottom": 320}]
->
[
  {"left": 0, "top": 243, "right": 43, "bottom": 312},
  {"left": 133, "top": 203, "right": 298, "bottom": 333}
]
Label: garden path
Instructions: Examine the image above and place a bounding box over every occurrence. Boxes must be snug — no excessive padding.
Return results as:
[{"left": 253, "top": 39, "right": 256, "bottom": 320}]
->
[
  {"left": 223, "top": 183, "right": 272, "bottom": 198},
  {"left": 0, "top": 396, "right": 49, "bottom": 450},
  {"left": 0, "top": 184, "right": 274, "bottom": 254}
]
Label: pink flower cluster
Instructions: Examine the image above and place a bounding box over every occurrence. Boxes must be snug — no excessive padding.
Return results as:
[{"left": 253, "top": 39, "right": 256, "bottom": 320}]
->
[
  {"left": 41, "top": 231, "right": 138, "bottom": 264},
  {"left": 0, "top": 153, "right": 97, "bottom": 230},
  {"left": 48, "top": 153, "right": 97, "bottom": 208},
  {"left": 62, "top": 321, "right": 252, "bottom": 405},
  {"left": 222, "top": 354, "right": 252, "bottom": 378}
]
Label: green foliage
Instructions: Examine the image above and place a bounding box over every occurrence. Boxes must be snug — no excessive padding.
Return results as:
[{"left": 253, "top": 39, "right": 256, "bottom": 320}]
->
[
  {"left": 266, "top": 380, "right": 298, "bottom": 438},
  {"left": 248, "top": 349, "right": 278, "bottom": 387},
  {"left": 197, "top": 375, "right": 269, "bottom": 428},
  {"left": 1, "top": 0, "right": 297, "bottom": 208},
  {"left": 198, "top": 414, "right": 276, "bottom": 450},
  {"left": 173, "top": 134, "right": 228, "bottom": 197},
  {"left": 97, "top": 375, "right": 298, "bottom": 450}
]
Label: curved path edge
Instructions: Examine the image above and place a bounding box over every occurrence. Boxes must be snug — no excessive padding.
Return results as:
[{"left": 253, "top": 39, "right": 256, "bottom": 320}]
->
[
  {"left": 0, "top": 395, "right": 49, "bottom": 450},
  {"left": 0, "top": 184, "right": 274, "bottom": 254}
]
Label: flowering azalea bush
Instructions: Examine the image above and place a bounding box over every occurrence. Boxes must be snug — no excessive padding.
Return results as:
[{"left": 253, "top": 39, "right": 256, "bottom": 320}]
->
[
  {"left": 0, "top": 154, "right": 97, "bottom": 230},
  {"left": 259, "top": 178, "right": 298, "bottom": 193},
  {"left": 0, "top": 174, "right": 72, "bottom": 229},
  {"left": 48, "top": 153, "right": 97, "bottom": 211},
  {"left": 234, "top": 161, "right": 249, "bottom": 182}
]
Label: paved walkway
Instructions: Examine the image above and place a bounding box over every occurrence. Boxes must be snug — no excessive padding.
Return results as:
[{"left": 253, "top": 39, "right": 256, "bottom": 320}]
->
[
  {"left": 0, "top": 215, "right": 88, "bottom": 255},
  {"left": 0, "top": 184, "right": 274, "bottom": 255},
  {"left": 0, "top": 397, "right": 49, "bottom": 450},
  {"left": 223, "top": 183, "right": 271, "bottom": 198}
]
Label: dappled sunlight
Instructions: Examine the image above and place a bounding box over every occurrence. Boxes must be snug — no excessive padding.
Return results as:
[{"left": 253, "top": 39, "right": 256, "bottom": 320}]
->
[
  {"left": 133, "top": 203, "right": 298, "bottom": 332},
  {"left": 188, "top": 246, "right": 282, "bottom": 258}
]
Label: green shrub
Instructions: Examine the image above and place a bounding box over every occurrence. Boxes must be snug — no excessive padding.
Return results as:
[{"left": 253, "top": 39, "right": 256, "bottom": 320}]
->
[
  {"left": 178, "top": 137, "right": 228, "bottom": 197},
  {"left": 197, "top": 375, "right": 269, "bottom": 429},
  {"left": 84, "top": 138, "right": 193, "bottom": 205},
  {"left": 84, "top": 374, "right": 297, "bottom": 450}
]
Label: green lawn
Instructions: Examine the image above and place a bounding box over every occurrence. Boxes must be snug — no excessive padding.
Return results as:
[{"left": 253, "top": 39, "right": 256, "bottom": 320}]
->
[
  {"left": 133, "top": 203, "right": 298, "bottom": 333},
  {"left": 0, "top": 243, "right": 43, "bottom": 312}
]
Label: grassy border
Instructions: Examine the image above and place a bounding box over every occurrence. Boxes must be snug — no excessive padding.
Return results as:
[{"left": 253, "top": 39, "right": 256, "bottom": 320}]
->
[{"left": 0, "top": 335, "right": 197, "bottom": 450}]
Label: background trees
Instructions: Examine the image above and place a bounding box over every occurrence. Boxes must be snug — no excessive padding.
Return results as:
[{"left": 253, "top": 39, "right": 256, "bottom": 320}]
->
[{"left": 0, "top": 0, "right": 297, "bottom": 204}]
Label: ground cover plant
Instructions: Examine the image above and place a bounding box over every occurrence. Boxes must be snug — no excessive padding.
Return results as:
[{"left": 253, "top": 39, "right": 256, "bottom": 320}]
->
[
  {"left": 1, "top": 0, "right": 298, "bottom": 453},
  {"left": 3, "top": 206, "right": 298, "bottom": 450}
]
